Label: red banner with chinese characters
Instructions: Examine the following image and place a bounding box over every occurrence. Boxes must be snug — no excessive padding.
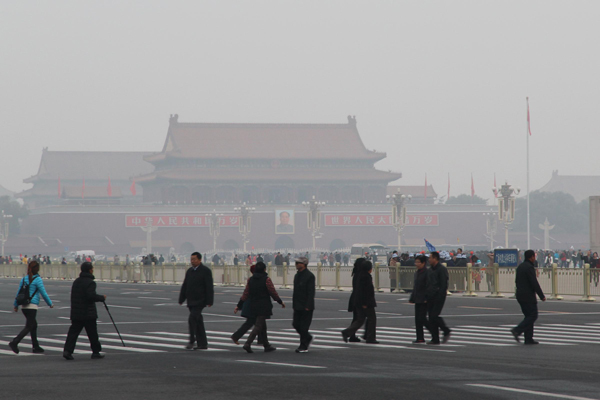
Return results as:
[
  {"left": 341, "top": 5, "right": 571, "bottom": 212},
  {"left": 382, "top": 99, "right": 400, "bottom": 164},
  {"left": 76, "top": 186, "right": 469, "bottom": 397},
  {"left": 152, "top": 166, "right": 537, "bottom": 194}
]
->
[
  {"left": 324, "top": 214, "right": 438, "bottom": 227},
  {"left": 125, "top": 215, "right": 240, "bottom": 228}
]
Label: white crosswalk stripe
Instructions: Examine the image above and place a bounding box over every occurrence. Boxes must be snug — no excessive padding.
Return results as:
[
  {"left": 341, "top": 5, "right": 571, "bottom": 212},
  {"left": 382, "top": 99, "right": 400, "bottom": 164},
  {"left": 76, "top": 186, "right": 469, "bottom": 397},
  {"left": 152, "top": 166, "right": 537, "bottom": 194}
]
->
[{"left": 4, "top": 322, "right": 600, "bottom": 357}]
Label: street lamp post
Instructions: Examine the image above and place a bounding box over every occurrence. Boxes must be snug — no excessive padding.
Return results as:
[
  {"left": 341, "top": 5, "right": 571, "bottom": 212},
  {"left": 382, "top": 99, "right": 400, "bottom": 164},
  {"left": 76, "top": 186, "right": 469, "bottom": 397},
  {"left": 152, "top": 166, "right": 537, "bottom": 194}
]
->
[
  {"left": 0, "top": 210, "right": 13, "bottom": 258},
  {"left": 234, "top": 203, "right": 255, "bottom": 253},
  {"left": 493, "top": 182, "right": 520, "bottom": 248},
  {"left": 302, "top": 196, "right": 325, "bottom": 251},
  {"left": 140, "top": 219, "right": 158, "bottom": 255},
  {"left": 483, "top": 212, "right": 497, "bottom": 250},
  {"left": 207, "top": 211, "right": 223, "bottom": 252},
  {"left": 386, "top": 190, "right": 411, "bottom": 251}
]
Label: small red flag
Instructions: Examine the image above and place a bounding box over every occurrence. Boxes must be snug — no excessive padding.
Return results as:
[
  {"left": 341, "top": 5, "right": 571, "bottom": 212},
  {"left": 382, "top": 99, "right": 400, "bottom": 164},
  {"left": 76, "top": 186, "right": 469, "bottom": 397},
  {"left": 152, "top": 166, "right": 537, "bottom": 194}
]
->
[
  {"left": 130, "top": 179, "right": 137, "bottom": 196},
  {"left": 424, "top": 174, "right": 428, "bottom": 200},
  {"left": 107, "top": 176, "right": 112, "bottom": 197},
  {"left": 82, "top": 178, "right": 85, "bottom": 199},
  {"left": 527, "top": 97, "right": 532, "bottom": 136},
  {"left": 58, "top": 176, "right": 61, "bottom": 199},
  {"left": 471, "top": 174, "right": 475, "bottom": 198}
]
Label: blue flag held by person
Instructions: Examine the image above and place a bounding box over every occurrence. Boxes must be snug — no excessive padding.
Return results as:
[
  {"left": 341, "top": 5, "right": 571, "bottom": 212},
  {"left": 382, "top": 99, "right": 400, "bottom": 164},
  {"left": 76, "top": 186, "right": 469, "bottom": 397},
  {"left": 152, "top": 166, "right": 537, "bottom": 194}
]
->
[{"left": 424, "top": 238, "right": 436, "bottom": 253}]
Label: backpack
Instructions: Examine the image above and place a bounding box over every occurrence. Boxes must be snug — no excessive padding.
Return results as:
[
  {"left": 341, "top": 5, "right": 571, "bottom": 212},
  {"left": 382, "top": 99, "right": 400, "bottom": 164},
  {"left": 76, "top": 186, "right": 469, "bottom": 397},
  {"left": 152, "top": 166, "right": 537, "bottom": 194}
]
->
[{"left": 15, "top": 276, "right": 38, "bottom": 306}]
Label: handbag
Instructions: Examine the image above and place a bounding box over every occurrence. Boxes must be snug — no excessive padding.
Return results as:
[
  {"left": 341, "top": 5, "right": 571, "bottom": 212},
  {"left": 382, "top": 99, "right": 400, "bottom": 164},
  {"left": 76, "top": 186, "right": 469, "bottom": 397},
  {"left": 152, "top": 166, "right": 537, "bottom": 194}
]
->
[
  {"left": 15, "top": 276, "right": 39, "bottom": 306},
  {"left": 241, "top": 299, "right": 252, "bottom": 318}
]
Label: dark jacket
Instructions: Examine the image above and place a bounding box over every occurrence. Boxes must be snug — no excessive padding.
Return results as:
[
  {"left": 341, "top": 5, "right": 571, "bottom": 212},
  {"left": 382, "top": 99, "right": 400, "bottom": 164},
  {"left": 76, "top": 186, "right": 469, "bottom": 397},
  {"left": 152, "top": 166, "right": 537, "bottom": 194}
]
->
[
  {"left": 409, "top": 267, "right": 428, "bottom": 304},
  {"left": 347, "top": 272, "right": 360, "bottom": 312},
  {"left": 426, "top": 263, "right": 449, "bottom": 301},
  {"left": 237, "top": 272, "right": 282, "bottom": 318},
  {"left": 353, "top": 272, "right": 377, "bottom": 309},
  {"left": 70, "top": 272, "right": 105, "bottom": 321},
  {"left": 515, "top": 259, "right": 545, "bottom": 304},
  {"left": 179, "top": 264, "right": 214, "bottom": 307},
  {"left": 292, "top": 268, "right": 315, "bottom": 311}
]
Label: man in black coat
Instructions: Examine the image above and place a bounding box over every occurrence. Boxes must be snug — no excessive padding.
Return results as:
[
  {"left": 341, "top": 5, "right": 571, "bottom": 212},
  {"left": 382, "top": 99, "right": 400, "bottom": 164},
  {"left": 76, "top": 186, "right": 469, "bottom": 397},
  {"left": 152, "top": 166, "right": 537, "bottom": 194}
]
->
[
  {"left": 63, "top": 262, "right": 106, "bottom": 360},
  {"left": 341, "top": 261, "right": 378, "bottom": 344},
  {"left": 426, "top": 252, "right": 451, "bottom": 344},
  {"left": 179, "top": 252, "right": 214, "bottom": 350},
  {"left": 292, "top": 257, "right": 316, "bottom": 353},
  {"left": 511, "top": 249, "right": 546, "bottom": 344},
  {"left": 409, "top": 255, "right": 430, "bottom": 344}
]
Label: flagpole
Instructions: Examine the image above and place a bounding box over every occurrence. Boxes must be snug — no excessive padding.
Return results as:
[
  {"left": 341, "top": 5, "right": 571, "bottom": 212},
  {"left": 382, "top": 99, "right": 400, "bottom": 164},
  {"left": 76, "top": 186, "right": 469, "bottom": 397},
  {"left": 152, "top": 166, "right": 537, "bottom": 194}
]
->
[{"left": 526, "top": 97, "right": 531, "bottom": 250}]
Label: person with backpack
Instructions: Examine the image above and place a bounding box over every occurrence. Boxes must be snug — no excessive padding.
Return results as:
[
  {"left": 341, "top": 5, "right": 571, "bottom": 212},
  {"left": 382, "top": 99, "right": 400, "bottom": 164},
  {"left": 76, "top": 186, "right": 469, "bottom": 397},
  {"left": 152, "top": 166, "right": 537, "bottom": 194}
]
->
[{"left": 9, "top": 260, "right": 54, "bottom": 354}]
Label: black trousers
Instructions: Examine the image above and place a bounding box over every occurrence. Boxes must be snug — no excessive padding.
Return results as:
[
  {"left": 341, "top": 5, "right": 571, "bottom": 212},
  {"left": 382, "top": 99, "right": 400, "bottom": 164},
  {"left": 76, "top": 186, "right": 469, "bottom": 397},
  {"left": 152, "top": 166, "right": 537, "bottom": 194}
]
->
[
  {"left": 13, "top": 309, "right": 39, "bottom": 348},
  {"left": 292, "top": 309, "right": 314, "bottom": 349},
  {"left": 231, "top": 317, "right": 265, "bottom": 344},
  {"left": 64, "top": 319, "right": 102, "bottom": 354},
  {"left": 343, "top": 307, "right": 376, "bottom": 342},
  {"left": 514, "top": 301, "right": 538, "bottom": 341},
  {"left": 427, "top": 297, "right": 450, "bottom": 341},
  {"left": 245, "top": 316, "right": 270, "bottom": 348},
  {"left": 188, "top": 306, "right": 208, "bottom": 347},
  {"left": 414, "top": 303, "right": 429, "bottom": 341}
]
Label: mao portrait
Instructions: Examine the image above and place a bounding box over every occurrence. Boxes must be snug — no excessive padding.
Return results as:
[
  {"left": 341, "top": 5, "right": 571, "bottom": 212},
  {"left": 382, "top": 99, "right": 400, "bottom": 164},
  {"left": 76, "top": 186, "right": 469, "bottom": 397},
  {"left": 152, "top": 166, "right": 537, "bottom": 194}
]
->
[{"left": 275, "top": 210, "right": 294, "bottom": 234}]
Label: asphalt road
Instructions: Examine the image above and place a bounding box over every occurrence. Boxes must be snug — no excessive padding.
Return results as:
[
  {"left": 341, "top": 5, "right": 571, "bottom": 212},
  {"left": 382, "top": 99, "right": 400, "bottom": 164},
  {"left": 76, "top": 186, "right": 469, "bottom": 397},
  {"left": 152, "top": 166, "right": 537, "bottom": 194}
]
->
[{"left": 2, "top": 277, "right": 600, "bottom": 400}]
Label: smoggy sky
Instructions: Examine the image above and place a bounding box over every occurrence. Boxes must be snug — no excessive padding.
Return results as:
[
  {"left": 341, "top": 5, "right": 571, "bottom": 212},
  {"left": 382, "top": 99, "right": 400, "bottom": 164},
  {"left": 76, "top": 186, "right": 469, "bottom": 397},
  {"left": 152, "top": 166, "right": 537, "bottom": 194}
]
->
[{"left": 1, "top": 1, "right": 599, "bottom": 200}]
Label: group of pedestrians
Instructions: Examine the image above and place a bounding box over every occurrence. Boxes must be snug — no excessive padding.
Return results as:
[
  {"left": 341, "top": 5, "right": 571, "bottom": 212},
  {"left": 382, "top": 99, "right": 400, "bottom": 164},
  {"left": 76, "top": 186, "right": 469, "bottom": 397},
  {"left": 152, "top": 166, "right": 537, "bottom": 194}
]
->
[
  {"left": 406, "top": 252, "right": 452, "bottom": 344},
  {"left": 6, "top": 249, "right": 549, "bottom": 359},
  {"left": 9, "top": 260, "right": 106, "bottom": 360},
  {"left": 179, "top": 253, "right": 317, "bottom": 353}
]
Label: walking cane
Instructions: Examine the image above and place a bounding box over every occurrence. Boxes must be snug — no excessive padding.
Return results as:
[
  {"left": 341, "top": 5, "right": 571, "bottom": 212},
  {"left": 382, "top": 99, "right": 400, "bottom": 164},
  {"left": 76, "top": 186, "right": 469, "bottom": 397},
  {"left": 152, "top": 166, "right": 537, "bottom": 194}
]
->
[{"left": 103, "top": 301, "right": 126, "bottom": 347}]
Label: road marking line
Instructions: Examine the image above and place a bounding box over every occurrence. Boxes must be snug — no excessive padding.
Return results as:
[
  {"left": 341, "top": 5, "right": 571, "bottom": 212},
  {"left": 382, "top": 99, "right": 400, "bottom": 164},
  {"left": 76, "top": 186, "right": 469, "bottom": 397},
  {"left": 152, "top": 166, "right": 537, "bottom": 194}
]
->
[
  {"left": 222, "top": 302, "right": 239, "bottom": 305},
  {"left": 466, "top": 383, "right": 600, "bottom": 400},
  {"left": 0, "top": 310, "right": 12, "bottom": 313},
  {"left": 35, "top": 337, "right": 164, "bottom": 353},
  {"left": 120, "top": 292, "right": 151, "bottom": 295},
  {"left": 237, "top": 360, "right": 326, "bottom": 369},
  {"left": 105, "top": 305, "right": 141, "bottom": 309},
  {"left": 457, "top": 306, "right": 503, "bottom": 310},
  {"left": 0, "top": 349, "right": 36, "bottom": 356},
  {"left": 138, "top": 297, "right": 171, "bottom": 300},
  {"left": 204, "top": 313, "right": 243, "bottom": 319}
]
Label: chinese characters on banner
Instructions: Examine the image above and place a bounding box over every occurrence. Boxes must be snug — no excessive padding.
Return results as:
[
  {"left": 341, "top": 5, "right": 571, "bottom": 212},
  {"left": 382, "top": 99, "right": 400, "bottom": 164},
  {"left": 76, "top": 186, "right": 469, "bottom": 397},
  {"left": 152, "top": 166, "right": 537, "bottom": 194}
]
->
[
  {"left": 125, "top": 215, "right": 240, "bottom": 228},
  {"left": 324, "top": 214, "right": 438, "bottom": 227}
]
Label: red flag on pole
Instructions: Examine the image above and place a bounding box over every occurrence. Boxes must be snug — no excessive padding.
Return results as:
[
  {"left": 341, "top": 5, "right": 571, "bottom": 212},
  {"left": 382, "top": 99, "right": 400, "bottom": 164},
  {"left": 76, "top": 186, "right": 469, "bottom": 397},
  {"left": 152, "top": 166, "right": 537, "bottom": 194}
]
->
[
  {"left": 130, "top": 179, "right": 137, "bottom": 196},
  {"left": 471, "top": 174, "right": 475, "bottom": 198},
  {"left": 58, "top": 176, "right": 61, "bottom": 199},
  {"left": 107, "top": 176, "right": 112, "bottom": 197},
  {"left": 494, "top": 173, "right": 498, "bottom": 198},
  {"left": 447, "top": 173, "right": 450, "bottom": 200},
  {"left": 424, "top": 174, "right": 428, "bottom": 200},
  {"left": 81, "top": 178, "right": 85, "bottom": 199}
]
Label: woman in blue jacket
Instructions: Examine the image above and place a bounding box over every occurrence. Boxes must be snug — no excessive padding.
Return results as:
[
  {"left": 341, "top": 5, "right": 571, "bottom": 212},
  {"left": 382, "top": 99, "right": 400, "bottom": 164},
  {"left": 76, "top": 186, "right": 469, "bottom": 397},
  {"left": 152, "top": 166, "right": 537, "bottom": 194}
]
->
[{"left": 9, "top": 260, "right": 54, "bottom": 354}]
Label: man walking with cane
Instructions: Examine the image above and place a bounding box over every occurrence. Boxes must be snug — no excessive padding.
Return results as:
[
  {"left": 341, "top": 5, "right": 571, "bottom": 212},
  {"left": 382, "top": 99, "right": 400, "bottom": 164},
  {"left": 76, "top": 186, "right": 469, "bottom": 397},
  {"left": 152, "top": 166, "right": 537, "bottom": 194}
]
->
[
  {"left": 511, "top": 249, "right": 545, "bottom": 344},
  {"left": 179, "top": 252, "right": 214, "bottom": 350},
  {"left": 292, "top": 257, "right": 315, "bottom": 353},
  {"left": 63, "top": 262, "right": 107, "bottom": 360}
]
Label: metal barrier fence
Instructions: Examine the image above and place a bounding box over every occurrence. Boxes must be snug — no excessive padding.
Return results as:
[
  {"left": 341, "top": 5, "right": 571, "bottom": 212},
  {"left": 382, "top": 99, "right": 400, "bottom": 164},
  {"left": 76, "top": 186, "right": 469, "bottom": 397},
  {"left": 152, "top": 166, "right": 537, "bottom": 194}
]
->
[{"left": 0, "top": 262, "right": 596, "bottom": 301}]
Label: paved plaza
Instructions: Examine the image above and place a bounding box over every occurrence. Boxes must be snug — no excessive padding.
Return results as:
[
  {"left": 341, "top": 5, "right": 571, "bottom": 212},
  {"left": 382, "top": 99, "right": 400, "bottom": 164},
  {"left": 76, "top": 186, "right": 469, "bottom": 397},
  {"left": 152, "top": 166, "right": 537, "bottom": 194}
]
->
[{"left": 2, "top": 279, "right": 600, "bottom": 399}]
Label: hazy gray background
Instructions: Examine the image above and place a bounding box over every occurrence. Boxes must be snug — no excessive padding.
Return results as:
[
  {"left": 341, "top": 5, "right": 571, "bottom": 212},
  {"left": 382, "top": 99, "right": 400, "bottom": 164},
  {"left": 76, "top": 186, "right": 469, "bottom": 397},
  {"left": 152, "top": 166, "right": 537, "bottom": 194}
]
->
[{"left": 1, "top": 1, "right": 599, "bottom": 200}]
